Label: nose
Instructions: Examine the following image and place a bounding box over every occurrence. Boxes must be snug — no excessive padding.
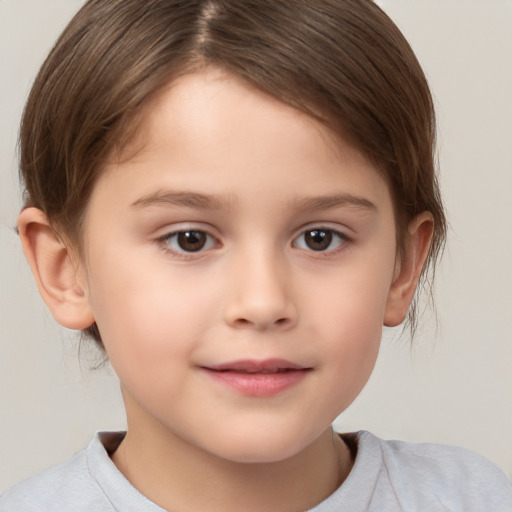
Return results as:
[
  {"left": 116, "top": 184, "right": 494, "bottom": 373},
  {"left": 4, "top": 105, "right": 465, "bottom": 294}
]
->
[{"left": 223, "top": 249, "right": 298, "bottom": 332}]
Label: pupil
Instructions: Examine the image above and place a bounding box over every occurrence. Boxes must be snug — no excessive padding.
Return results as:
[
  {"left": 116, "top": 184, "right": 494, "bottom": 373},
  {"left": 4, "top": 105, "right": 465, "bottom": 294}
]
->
[
  {"left": 177, "top": 231, "right": 207, "bottom": 252},
  {"left": 305, "top": 230, "right": 332, "bottom": 251}
]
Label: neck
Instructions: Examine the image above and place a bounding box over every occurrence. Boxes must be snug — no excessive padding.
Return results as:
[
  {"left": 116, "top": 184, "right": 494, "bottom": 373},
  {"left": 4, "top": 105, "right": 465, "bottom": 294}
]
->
[{"left": 112, "top": 419, "right": 353, "bottom": 511}]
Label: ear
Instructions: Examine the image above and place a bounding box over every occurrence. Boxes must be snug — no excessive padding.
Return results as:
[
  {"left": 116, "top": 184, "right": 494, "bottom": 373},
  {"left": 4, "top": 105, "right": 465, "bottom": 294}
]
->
[
  {"left": 384, "top": 212, "right": 433, "bottom": 327},
  {"left": 18, "top": 207, "right": 95, "bottom": 330}
]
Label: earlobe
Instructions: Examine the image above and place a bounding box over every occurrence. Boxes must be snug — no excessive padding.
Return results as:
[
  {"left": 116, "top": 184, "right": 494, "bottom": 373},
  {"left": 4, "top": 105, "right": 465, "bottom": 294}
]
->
[
  {"left": 18, "top": 207, "right": 95, "bottom": 330},
  {"left": 384, "top": 212, "right": 433, "bottom": 327}
]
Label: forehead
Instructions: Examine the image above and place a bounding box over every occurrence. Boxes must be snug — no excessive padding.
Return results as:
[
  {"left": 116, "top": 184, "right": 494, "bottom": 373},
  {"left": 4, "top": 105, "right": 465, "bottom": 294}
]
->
[
  {"left": 94, "top": 67, "right": 392, "bottom": 219},
  {"left": 125, "top": 68, "right": 341, "bottom": 160}
]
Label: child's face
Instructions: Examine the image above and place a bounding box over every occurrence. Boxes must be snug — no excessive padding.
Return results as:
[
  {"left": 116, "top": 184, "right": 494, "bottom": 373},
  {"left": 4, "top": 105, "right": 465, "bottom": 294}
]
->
[{"left": 80, "top": 68, "right": 400, "bottom": 463}]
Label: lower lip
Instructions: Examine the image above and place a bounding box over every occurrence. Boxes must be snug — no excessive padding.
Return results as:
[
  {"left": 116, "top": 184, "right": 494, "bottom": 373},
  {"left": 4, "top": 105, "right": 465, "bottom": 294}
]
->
[{"left": 201, "top": 368, "right": 309, "bottom": 397}]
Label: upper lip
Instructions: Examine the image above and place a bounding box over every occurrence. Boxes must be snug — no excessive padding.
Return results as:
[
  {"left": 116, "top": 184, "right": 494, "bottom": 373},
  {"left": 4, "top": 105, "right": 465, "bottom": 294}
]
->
[{"left": 202, "top": 359, "right": 310, "bottom": 373}]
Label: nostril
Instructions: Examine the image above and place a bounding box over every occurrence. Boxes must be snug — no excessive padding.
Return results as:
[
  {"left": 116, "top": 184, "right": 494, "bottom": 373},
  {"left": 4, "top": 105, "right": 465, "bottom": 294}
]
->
[
  {"left": 224, "top": 298, "right": 298, "bottom": 331},
  {"left": 233, "top": 318, "right": 252, "bottom": 327},
  {"left": 231, "top": 316, "right": 291, "bottom": 330}
]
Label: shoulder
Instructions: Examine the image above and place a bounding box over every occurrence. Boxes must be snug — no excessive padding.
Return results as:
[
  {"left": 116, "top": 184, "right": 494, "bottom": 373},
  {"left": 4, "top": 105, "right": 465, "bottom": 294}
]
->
[
  {"left": 0, "top": 432, "right": 163, "bottom": 512},
  {"left": 358, "top": 431, "right": 512, "bottom": 511},
  {"left": 0, "top": 448, "right": 110, "bottom": 512},
  {"left": 0, "top": 433, "right": 131, "bottom": 512}
]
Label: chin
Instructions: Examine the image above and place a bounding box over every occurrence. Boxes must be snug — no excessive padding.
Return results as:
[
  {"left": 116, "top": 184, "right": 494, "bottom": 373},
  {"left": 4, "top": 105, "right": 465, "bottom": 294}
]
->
[{"left": 202, "top": 426, "right": 322, "bottom": 466}]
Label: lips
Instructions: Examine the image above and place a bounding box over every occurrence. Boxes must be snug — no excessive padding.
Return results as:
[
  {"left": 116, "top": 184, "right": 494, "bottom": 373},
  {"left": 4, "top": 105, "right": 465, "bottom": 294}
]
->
[
  {"left": 205, "top": 359, "right": 307, "bottom": 373},
  {"left": 200, "top": 359, "right": 311, "bottom": 397}
]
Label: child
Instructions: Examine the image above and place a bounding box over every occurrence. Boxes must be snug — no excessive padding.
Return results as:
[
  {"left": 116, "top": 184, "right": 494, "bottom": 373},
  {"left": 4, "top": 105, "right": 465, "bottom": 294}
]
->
[{"left": 1, "top": 0, "right": 511, "bottom": 510}]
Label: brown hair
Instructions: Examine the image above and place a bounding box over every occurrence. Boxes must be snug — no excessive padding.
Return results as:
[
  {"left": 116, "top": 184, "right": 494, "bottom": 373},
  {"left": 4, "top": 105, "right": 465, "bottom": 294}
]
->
[{"left": 20, "top": 0, "right": 446, "bottom": 347}]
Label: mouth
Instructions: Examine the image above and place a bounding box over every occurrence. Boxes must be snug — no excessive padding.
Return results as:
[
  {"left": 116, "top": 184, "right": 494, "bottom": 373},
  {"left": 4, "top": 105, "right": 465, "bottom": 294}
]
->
[
  {"left": 200, "top": 359, "right": 311, "bottom": 397},
  {"left": 204, "top": 358, "right": 308, "bottom": 373}
]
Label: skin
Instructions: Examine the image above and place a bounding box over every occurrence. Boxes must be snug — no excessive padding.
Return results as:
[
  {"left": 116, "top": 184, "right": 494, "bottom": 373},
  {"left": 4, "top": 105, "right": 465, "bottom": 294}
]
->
[{"left": 18, "top": 67, "right": 432, "bottom": 511}]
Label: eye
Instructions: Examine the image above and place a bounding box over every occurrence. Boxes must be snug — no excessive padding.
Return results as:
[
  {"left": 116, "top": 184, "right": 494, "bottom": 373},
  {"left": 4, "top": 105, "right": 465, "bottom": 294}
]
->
[
  {"left": 293, "top": 228, "right": 347, "bottom": 252},
  {"left": 161, "top": 230, "right": 217, "bottom": 253}
]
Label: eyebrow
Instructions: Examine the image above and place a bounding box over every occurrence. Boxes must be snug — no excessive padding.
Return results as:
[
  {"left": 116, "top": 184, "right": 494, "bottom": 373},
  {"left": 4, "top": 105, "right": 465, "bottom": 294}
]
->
[
  {"left": 131, "top": 191, "right": 230, "bottom": 210},
  {"left": 295, "top": 193, "right": 377, "bottom": 213},
  {"left": 131, "top": 190, "right": 377, "bottom": 214}
]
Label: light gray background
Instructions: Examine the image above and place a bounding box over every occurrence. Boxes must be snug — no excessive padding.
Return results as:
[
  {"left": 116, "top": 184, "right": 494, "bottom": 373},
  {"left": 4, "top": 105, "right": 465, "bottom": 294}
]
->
[{"left": 1, "top": 0, "right": 511, "bottom": 492}]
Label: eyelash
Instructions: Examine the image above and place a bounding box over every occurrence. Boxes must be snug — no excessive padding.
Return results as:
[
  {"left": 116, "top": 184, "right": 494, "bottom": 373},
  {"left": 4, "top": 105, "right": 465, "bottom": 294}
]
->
[
  {"left": 156, "top": 226, "right": 350, "bottom": 258},
  {"left": 157, "top": 230, "right": 218, "bottom": 258},
  {"left": 292, "top": 227, "right": 349, "bottom": 254}
]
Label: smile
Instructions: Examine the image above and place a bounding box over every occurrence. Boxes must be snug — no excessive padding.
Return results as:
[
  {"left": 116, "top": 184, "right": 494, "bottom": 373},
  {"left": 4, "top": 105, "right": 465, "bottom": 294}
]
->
[{"left": 200, "top": 359, "right": 312, "bottom": 397}]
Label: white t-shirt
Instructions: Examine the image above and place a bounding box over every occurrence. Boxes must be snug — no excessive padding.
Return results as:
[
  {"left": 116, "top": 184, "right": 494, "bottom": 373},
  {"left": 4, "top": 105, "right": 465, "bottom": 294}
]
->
[{"left": 1, "top": 430, "right": 511, "bottom": 511}]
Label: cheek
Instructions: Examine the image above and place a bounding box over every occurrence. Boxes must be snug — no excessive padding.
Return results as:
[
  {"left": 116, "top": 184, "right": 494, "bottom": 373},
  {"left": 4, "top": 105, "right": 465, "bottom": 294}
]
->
[
  {"left": 85, "top": 250, "right": 215, "bottom": 370},
  {"left": 303, "top": 260, "right": 393, "bottom": 406},
  {"left": 321, "top": 293, "right": 382, "bottom": 380},
  {"left": 311, "top": 306, "right": 382, "bottom": 421}
]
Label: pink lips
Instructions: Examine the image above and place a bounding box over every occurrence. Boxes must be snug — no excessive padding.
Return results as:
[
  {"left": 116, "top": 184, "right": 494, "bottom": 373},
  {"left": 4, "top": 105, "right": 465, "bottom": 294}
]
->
[{"left": 200, "top": 359, "right": 311, "bottom": 397}]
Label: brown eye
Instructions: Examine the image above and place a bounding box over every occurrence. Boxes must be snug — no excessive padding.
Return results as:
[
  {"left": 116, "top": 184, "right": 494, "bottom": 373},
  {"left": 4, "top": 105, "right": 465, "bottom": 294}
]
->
[
  {"left": 176, "top": 231, "right": 207, "bottom": 252},
  {"left": 304, "top": 230, "right": 332, "bottom": 251},
  {"left": 162, "top": 230, "right": 216, "bottom": 253},
  {"left": 293, "top": 228, "right": 346, "bottom": 252}
]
